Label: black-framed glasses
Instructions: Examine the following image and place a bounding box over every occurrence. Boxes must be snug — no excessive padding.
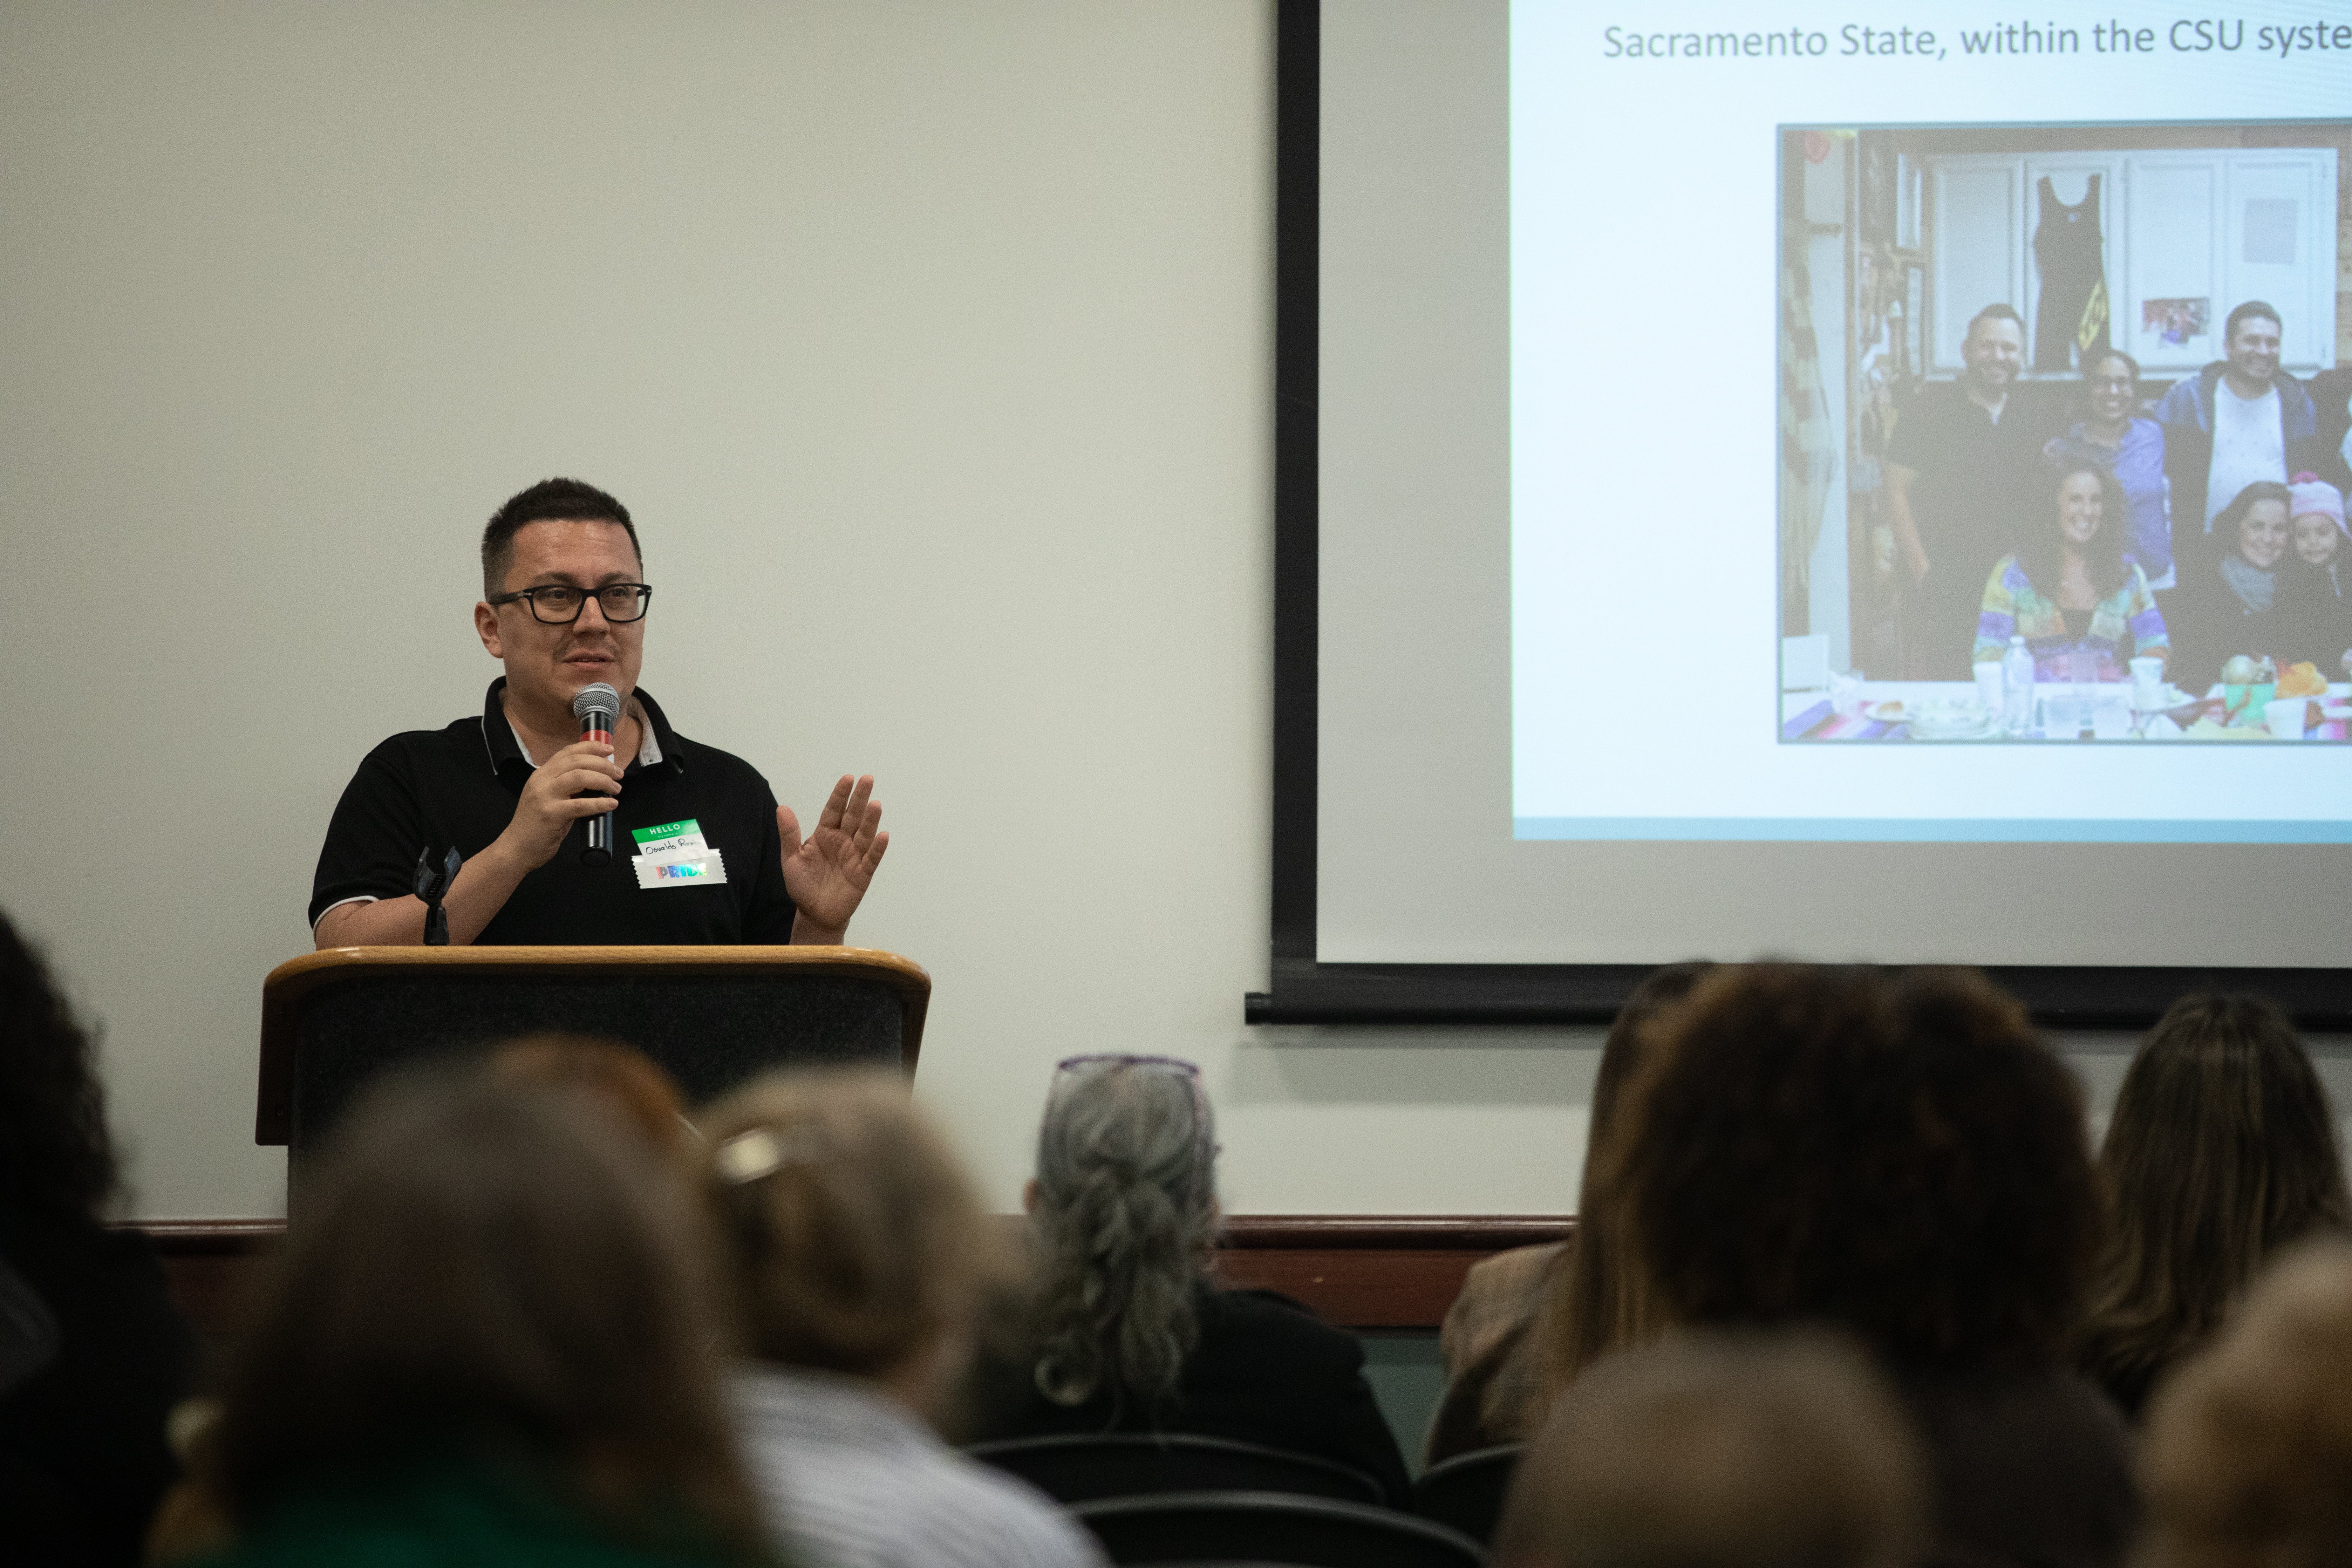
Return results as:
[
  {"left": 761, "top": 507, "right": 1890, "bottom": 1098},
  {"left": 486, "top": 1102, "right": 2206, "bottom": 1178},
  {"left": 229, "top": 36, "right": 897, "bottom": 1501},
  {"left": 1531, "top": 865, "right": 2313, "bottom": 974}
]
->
[{"left": 489, "top": 583, "right": 653, "bottom": 624}]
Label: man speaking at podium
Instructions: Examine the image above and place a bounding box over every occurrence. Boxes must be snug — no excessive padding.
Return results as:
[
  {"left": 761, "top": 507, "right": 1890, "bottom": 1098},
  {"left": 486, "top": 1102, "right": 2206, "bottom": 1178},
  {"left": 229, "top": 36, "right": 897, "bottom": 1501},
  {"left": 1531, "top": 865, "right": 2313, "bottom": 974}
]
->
[{"left": 308, "top": 479, "right": 887, "bottom": 948}]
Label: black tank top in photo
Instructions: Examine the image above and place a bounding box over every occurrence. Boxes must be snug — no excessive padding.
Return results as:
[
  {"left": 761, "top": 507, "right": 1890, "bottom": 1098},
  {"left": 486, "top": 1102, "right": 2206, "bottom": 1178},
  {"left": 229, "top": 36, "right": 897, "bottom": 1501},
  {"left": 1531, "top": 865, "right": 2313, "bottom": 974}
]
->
[{"left": 2034, "top": 175, "right": 2110, "bottom": 373}]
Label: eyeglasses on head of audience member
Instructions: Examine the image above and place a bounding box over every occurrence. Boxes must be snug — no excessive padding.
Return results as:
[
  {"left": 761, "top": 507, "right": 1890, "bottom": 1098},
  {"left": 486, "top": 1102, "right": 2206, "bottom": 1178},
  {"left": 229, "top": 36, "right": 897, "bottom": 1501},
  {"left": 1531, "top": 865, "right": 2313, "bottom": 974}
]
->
[
  {"left": 488, "top": 582, "right": 654, "bottom": 624},
  {"left": 1051, "top": 1054, "right": 1218, "bottom": 1152},
  {"left": 1054, "top": 1053, "right": 1201, "bottom": 1078}
]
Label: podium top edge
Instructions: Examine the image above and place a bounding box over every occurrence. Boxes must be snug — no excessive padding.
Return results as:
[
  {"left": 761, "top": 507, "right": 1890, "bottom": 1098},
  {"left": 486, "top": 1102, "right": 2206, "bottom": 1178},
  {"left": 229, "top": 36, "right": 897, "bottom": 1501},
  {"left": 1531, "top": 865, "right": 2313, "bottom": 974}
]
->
[{"left": 267, "top": 945, "right": 930, "bottom": 991}]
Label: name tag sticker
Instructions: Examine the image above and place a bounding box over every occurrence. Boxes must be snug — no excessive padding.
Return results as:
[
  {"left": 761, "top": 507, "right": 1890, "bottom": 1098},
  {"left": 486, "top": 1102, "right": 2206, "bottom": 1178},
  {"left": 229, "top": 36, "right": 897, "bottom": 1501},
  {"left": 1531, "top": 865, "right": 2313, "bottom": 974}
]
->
[
  {"left": 631, "top": 818, "right": 710, "bottom": 864},
  {"left": 634, "top": 849, "right": 728, "bottom": 889}
]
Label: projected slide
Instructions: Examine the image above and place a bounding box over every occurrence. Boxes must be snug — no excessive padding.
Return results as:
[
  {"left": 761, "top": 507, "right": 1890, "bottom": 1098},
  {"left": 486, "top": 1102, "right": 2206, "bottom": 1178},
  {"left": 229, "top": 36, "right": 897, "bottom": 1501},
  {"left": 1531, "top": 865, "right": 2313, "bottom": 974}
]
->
[{"left": 1508, "top": 2, "right": 2352, "bottom": 842}]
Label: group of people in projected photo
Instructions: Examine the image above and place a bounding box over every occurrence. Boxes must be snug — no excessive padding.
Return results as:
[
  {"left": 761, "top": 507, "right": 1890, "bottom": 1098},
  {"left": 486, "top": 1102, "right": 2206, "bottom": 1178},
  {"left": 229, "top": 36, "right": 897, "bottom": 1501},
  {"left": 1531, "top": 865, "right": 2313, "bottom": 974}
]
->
[{"left": 1888, "top": 298, "right": 2352, "bottom": 696}]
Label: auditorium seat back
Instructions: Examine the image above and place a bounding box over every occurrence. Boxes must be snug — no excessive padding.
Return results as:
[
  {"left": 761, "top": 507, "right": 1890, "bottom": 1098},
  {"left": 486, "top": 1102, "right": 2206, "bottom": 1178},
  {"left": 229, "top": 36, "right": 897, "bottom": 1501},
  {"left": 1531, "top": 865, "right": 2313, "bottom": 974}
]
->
[
  {"left": 966, "top": 1433, "right": 1384, "bottom": 1507},
  {"left": 1073, "top": 1492, "right": 1486, "bottom": 1568},
  {"left": 1411, "top": 1444, "right": 1521, "bottom": 1546}
]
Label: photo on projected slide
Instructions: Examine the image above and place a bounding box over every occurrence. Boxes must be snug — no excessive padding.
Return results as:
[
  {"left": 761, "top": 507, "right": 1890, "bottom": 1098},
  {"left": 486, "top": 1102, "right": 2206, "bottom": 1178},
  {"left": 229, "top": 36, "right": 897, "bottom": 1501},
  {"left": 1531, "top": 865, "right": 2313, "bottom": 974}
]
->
[{"left": 1778, "top": 120, "right": 2352, "bottom": 747}]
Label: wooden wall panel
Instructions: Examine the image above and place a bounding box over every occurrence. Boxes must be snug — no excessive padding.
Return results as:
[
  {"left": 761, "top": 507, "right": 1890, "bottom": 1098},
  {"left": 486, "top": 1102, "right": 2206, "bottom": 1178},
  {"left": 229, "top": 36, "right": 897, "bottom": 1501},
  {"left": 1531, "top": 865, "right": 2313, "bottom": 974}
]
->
[
  {"left": 138, "top": 1214, "right": 1578, "bottom": 1338},
  {"left": 1216, "top": 1217, "right": 1573, "bottom": 1329}
]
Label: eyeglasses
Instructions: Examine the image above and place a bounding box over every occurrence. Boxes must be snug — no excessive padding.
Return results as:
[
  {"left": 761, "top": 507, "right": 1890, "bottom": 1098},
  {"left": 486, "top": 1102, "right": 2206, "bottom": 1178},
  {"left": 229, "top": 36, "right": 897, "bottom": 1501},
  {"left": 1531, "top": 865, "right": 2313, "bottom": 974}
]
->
[
  {"left": 1052, "top": 1054, "right": 1218, "bottom": 1157},
  {"left": 1055, "top": 1054, "right": 1201, "bottom": 1077},
  {"left": 488, "top": 583, "right": 653, "bottom": 624}
]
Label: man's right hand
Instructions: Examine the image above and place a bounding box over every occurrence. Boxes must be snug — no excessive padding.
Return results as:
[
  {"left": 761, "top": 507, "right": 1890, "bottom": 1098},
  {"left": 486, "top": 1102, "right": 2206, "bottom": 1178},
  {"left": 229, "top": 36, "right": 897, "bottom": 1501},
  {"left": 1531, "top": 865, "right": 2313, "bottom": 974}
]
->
[{"left": 499, "top": 739, "right": 624, "bottom": 869}]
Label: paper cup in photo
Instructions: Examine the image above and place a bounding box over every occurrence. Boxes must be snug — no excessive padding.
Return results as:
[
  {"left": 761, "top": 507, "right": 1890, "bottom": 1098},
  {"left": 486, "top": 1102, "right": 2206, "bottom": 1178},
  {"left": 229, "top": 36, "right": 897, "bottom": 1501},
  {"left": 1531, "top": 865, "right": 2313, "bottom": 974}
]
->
[
  {"left": 1972, "top": 663, "right": 2004, "bottom": 713},
  {"left": 1829, "top": 670, "right": 1863, "bottom": 717},
  {"left": 2128, "top": 656, "right": 2164, "bottom": 706},
  {"left": 2264, "top": 697, "right": 2311, "bottom": 739}
]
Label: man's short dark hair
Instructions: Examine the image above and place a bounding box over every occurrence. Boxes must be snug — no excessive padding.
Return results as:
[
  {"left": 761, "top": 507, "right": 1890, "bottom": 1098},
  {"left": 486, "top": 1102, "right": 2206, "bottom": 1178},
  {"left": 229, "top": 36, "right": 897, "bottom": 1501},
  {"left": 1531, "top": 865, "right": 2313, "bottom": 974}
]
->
[
  {"left": 2225, "top": 301, "right": 2283, "bottom": 345},
  {"left": 482, "top": 478, "right": 642, "bottom": 598},
  {"left": 1965, "top": 303, "right": 2024, "bottom": 339}
]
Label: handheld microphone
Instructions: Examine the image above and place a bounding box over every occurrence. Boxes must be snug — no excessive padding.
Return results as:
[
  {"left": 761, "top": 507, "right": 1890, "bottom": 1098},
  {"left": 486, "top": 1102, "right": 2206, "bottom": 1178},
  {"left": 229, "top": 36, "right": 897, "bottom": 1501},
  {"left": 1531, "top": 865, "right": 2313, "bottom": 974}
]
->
[{"left": 572, "top": 682, "right": 622, "bottom": 867}]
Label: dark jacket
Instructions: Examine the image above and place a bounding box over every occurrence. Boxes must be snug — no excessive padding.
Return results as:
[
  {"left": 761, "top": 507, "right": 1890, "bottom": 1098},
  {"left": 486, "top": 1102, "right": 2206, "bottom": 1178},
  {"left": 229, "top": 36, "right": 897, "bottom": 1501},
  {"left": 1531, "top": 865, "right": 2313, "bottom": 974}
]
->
[
  {"left": 2310, "top": 367, "right": 2352, "bottom": 497},
  {"left": 960, "top": 1283, "right": 1413, "bottom": 1508},
  {"left": 0, "top": 1213, "right": 197, "bottom": 1567},
  {"left": 2166, "top": 544, "right": 2285, "bottom": 695},
  {"left": 2154, "top": 362, "right": 2324, "bottom": 535},
  {"left": 2276, "top": 553, "right": 2352, "bottom": 675},
  {"left": 1896, "top": 1365, "right": 2139, "bottom": 1568}
]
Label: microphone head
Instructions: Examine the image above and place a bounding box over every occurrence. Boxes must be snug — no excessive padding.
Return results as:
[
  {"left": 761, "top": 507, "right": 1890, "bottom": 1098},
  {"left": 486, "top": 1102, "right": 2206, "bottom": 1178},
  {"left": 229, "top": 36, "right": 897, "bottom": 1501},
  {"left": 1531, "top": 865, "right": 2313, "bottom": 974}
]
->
[{"left": 572, "top": 682, "right": 622, "bottom": 724}]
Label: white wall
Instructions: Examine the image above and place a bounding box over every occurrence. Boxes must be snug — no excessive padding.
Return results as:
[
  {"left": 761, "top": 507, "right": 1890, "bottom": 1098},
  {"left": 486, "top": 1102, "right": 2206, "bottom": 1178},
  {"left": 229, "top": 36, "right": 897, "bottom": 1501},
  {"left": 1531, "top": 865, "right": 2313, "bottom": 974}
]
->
[
  {"left": 1, "top": 4, "right": 2339, "bottom": 1222},
  {"left": 0, "top": 0, "right": 1592, "bottom": 1220}
]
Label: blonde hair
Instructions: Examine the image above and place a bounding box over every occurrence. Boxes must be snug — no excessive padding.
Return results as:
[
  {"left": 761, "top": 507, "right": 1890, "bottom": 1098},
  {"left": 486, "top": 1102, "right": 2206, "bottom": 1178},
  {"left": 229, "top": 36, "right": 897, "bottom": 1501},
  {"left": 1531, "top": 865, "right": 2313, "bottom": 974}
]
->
[
  {"left": 701, "top": 1070, "right": 996, "bottom": 1379},
  {"left": 2139, "top": 1239, "right": 2352, "bottom": 1568},
  {"left": 1498, "top": 1331, "right": 1924, "bottom": 1568}
]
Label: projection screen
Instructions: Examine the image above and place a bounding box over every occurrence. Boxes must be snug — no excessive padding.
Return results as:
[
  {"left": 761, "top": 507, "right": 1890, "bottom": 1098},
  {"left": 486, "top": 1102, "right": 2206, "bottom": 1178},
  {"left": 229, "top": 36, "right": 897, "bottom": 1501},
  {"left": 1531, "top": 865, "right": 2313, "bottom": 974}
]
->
[{"left": 1258, "top": 0, "right": 2352, "bottom": 1025}]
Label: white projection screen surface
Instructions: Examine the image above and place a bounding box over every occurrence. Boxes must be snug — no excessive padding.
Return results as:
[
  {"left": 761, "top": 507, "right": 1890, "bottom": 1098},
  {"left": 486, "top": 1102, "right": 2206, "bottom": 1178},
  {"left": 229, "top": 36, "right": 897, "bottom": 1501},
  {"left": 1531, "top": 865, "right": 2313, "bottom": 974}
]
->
[{"left": 1284, "top": 0, "right": 2352, "bottom": 1021}]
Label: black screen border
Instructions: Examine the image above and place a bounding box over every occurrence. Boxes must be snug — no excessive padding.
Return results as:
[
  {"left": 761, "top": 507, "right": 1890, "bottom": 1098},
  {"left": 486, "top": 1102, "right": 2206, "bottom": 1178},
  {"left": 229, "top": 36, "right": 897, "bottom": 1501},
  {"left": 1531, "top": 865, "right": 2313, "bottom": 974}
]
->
[{"left": 1249, "top": 0, "right": 2352, "bottom": 1031}]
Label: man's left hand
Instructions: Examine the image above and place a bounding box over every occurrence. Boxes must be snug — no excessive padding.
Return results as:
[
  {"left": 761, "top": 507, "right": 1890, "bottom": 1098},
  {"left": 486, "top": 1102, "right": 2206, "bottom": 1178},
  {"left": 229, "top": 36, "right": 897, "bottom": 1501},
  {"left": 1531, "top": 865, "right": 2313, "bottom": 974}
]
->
[{"left": 779, "top": 774, "right": 889, "bottom": 943}]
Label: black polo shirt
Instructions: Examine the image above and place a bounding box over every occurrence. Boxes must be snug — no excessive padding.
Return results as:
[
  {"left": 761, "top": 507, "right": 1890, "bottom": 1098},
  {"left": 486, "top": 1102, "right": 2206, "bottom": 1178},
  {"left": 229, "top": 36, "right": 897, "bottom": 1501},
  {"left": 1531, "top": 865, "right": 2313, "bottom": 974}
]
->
[
  {"left": 1886, "top": 379, "right": 2046, "bottom": 589},
  {"left": 309, "top": 679, "right": 799, "bottom": 944}
]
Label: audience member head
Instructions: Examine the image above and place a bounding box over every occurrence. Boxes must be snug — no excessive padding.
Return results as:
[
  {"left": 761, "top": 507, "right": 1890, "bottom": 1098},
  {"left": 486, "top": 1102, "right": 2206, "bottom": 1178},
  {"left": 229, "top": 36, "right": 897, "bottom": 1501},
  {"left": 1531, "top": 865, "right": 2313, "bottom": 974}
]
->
[
  {"left": 2222, "top": 301, "right": 2283, "bottom": 391},
  {"left": 1614, "top": 964, "right": 2099, "bottom": 1369},
  {"left": 1962, "top": 304, "right": 2024, "bottom": 396},
  {"left": 2082, "top": 994, "right": 2349, "bottom": 1414},
  {"left": 486, "top": 1033, "right": 697, "bottom": 1171},
  {"left": 209, "top": 1073, "right": 760, "bottom": 1557},
  {"left": 2029, "top": 456, "right": 2129, "bottom": 597},
  {"left": 700, "top": 1070, "right": 997, "bottom": 1416},
  {"left": 1025, "top": 1054, "right": 1217, "bottom": 1413},
  {"left": 2289, "top": 473, "right": 2347, "bottom": 568},
  {"left": 1495, "top": 1330, "right": 1925, "bottom": 1568},
  {"left": 0, "top": 910, "right": 117, "bottom": 1224},
  {"left": 1530, "top": 963, "right": 1717, "bottom": 1406},
  {"left": 2216, "top": 481, "right": 2293, "bottom": 572},
  {"left": 2138, "top": 1239, "right": 2352, "bottom": 1568}
]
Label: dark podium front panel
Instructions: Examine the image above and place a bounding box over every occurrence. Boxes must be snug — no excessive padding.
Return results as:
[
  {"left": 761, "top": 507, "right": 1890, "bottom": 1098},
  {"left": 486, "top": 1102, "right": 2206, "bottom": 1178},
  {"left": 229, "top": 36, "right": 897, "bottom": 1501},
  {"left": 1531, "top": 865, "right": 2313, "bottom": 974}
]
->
[{"left": 258, "top": 946, "right": 930, "bottom": 1155}]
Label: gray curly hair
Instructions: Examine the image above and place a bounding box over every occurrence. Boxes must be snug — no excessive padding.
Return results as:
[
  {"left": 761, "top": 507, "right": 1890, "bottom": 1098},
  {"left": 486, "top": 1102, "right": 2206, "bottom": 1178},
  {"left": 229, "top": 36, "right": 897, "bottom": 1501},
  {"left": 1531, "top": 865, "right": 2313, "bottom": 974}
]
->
[{"left": 1028, "top": 1056, "right": 1219, "bottom": 1414}]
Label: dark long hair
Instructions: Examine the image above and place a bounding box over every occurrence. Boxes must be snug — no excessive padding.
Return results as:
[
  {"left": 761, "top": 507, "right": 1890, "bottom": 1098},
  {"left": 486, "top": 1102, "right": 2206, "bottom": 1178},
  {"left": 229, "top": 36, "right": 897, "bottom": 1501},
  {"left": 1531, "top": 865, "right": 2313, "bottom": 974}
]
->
[
  {"left": 1525, "top": 962, "right": 1716, "bottom": 1416},
  {"left": 2080, "top": 995, "right": 2350, "bottom": 1409},
  {"left": 210, "top": 1075, "right": 766, "bottom": 1559},
  {"left": 2019, "top": 457, "right": 2131, "bottom": 600},
  {"left": 0, "top": 911, "right": 117, "bottom": 1222},
  {"left": 1615, "top": 965, "right": 2099, "bottom": 1369},
  {"left": 2214, "top": 480, "right": 2295, "bottom": 567}
]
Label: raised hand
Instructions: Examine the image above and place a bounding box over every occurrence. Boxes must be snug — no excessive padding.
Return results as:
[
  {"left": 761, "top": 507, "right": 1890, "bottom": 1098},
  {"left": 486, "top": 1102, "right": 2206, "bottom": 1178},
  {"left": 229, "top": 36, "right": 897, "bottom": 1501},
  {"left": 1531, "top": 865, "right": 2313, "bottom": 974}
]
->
[{"left": 778, "top": 774, "right": 889, "bottom": 942}]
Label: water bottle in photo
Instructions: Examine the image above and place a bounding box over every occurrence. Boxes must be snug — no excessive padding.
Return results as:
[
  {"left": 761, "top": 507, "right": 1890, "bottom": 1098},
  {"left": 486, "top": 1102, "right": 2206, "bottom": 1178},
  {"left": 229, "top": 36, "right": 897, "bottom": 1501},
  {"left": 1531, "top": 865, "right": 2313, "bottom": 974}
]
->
[{"left": 2002, "top": 636, "right": 2034, "bottom": 737}]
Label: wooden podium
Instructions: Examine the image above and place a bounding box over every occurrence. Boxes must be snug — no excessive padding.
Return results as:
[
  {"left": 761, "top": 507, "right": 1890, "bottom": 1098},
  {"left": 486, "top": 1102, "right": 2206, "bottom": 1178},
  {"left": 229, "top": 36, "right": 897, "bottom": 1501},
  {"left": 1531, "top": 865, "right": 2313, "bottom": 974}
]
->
[{"left": 256, "top": 946, "right": 930, "bottom": 1153}]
